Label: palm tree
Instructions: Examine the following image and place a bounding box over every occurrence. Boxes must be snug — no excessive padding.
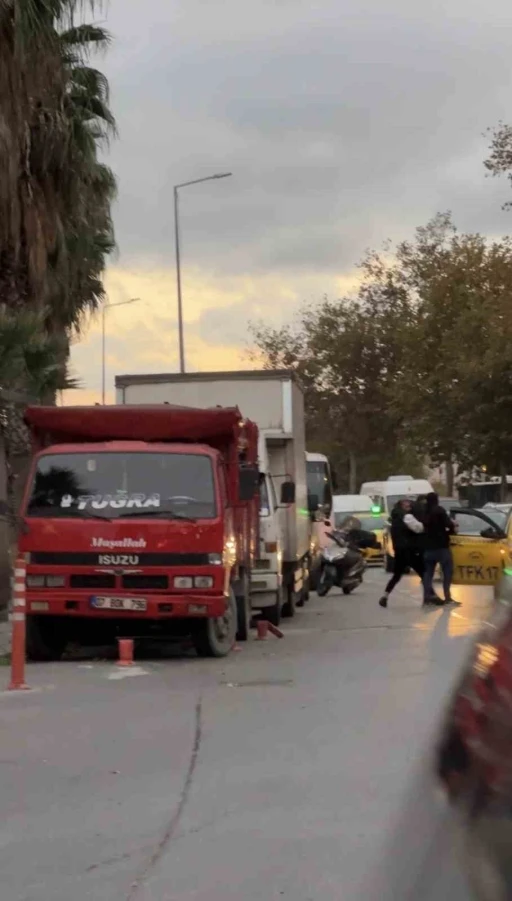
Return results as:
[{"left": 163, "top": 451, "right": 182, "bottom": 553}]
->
[
  {"left": 0, "top": 0, "right": 116, "bottom": 338},
  {"left": 0, "top": 302, "right": 79, "bottom": 611}
]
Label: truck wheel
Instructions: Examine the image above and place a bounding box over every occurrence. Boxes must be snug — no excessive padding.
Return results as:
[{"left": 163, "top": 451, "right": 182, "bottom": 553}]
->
[
  {"left": 282, "top": 584, "right": 296, "bottom": 618},
  {"left": 235, "top": 573, "right": 250, "bottom": 642},
  {"left": 385, "top": 554, "right": 394, "bottom": 573},
  {"left": 265, "top": 587, "right": 282, "bottom": 627},
  {"left": 26, "top": 616, "right": 67, "bottom": 662},
  {"left": 193, "top": 589, "right": 237, "bottom": 658}
]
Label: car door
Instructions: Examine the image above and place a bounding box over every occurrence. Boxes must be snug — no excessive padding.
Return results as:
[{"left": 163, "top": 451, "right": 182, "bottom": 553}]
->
[{"left": 450, "top": 508, "right": 506, "bottom": 586}]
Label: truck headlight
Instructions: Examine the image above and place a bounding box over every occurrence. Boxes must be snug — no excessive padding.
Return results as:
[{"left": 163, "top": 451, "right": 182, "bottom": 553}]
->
[
  {"left": 46, "top": 576, "right": 65, "bottom": 588},
  {"left": 26, "top": 575, "right": 45, "bottom": 588},
  {"left": 194, "top": 576, "right": 213, "bottom": 588},
  {"left": 174, "top": 577, "right": 193, "bottom": 589}
]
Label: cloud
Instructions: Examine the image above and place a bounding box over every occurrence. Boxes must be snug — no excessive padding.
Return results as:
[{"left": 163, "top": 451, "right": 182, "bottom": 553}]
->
[
  {"left": 68, "top": 0, "right": 512, "bottom": 401},
  {"left": 69, "top": 265, "right": 361, "bottom": 403}
]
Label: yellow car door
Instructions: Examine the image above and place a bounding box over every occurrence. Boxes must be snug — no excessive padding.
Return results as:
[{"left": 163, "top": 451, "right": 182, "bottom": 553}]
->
[{"left": 449, "top": 508, "right": 506, "bottom": 586}]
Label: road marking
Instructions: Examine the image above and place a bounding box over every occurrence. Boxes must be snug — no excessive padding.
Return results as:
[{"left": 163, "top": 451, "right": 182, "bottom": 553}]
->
[{"left": 107, "top": 665, "right": 149, "bottom": 680}]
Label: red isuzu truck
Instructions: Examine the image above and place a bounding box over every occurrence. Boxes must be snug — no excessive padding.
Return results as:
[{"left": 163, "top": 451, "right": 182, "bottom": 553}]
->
[{"left": 18, "top": 404, "right": 259, "bottom": 660}]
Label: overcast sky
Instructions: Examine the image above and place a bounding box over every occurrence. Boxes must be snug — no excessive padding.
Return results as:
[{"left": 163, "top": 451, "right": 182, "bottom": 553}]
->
[{"left": 70, "top": 0, "right": 512, "bottom": 402}]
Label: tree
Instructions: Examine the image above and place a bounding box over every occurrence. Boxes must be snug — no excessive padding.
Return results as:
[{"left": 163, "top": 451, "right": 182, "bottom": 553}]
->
[
  {"left": 0, "top": 0, "right": 116, "bottom": 349},
  {"left": 250, "top": 212, "right": 512, "bottom": 499},
  {"left": 377, "top": 215, "right": 512, "bottom": 496},
  {"left": 250, "top": 288, "right": 423, "bottom": 492},
  {"left": 484, "top": 122, "right": 512, "bottom": 207},
  {"left": 0, "top": 303, "right": 78, "bottom": 609}
]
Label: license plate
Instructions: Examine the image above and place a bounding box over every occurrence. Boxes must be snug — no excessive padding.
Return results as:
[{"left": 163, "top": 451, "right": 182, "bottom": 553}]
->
[{"left": 91, "top": 596, "right": 147, "bottom": 612}]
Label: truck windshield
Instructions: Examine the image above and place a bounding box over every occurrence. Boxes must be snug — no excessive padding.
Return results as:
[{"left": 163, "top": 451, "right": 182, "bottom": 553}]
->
[{"left": 26, "top": 452, "right": 217, "bottom": 520}]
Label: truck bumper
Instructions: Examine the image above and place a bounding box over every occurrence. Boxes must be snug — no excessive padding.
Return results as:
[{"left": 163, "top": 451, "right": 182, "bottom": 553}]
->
[
  {"left": 25, "top": 591, "right": 227, "bottom": 619},
  {"left": 250, "top": 572, "right": 279, "bottom": 605}
]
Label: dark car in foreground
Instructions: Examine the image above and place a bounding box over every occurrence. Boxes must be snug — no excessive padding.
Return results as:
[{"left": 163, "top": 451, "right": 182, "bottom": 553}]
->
[{"left": 365, "top": 570, "right": 512, "bottom": 900}]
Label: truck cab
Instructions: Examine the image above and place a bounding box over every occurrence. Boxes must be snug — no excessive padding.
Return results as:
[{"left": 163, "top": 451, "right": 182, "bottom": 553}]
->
[{"left": 19, "top": 405, "right": 259, "bottom": 660}]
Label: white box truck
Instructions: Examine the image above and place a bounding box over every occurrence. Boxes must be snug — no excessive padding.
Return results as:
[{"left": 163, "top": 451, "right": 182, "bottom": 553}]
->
[{"left": 115, "top": 370, "right": 315, "bottom": 623}]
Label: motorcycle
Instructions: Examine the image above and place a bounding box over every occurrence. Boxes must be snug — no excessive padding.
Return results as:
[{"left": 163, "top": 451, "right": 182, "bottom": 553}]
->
[{"left": 316, "top": 516, "right": 382, "bottom": 597}]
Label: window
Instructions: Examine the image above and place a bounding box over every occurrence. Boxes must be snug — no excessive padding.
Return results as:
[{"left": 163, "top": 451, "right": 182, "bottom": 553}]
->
[{"left": 26, "top": 452, "right": 217, "bottom": 520}]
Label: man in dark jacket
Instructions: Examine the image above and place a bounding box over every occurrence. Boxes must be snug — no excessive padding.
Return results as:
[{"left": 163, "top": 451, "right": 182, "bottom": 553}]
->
[
  {"left": 379, "top": 499, "right": 442, "bottom": 608},
  {"left": 423, "top": 492, "right": 456, "bottom": 605}
]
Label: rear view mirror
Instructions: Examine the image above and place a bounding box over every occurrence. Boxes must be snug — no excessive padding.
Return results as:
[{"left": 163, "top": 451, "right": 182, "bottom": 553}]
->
[
  {"left": 238, "top": 464, "right": 259, "bottom": 502},
  {"left": 481, "top": 526, "right": 498, "bottom": 540},
  {"left": 280, "top": 480, "right": 296, "bottom": 505}
]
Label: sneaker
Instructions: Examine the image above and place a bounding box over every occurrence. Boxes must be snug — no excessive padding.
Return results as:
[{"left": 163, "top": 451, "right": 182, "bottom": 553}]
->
[
  {"left": 446, "top": 597, "right": 461, "bottom": 606},
  {"left": 424, "top": 594, "right": 444, "bottom": 605},
  {"left": 379, "top": 595, "right": 388, "bottom": 608}
]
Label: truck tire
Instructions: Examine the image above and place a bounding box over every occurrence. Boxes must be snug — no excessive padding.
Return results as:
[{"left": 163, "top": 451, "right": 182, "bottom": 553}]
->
[
  {"left": 235, "top": 573, "right": 250, "bottom": 642},
  {"left": 26, "top": 616, "right": 67, "bottom": 662},
  {"left": 281, "top": 584, "right": 296, "bottom": 618},
  {"left": 193, "top": 589, "right": 237, "bottom": 658}
]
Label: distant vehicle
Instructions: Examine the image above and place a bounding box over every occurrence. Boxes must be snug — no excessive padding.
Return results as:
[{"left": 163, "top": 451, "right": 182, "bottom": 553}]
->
[
  {"left": 438, "top": 497, "right": 463, "bottom": 510},
  {"left": 332, "top": 495, "right": 384, "bottom": 564},
  {"left": 360, "top": 478, "right": 434, "bottom": 515},
  {"left": 306, "top": 452, "right": 334, "bottom": 571},
  {"left": 484, "top": 502, "right": 512, "bottom": 516},
  {"left": 332, "top": 494, "right": 375, "bottom": 525},
  {"left": 354, "top": 513, "right": 387, "bottom": 565},
  {"left": 316, "top": 522, "right": 379, "bottom": 597},
  {"left": 306, "top": 452, "right": 333, "bottom": 520},
  {"left": 383, "top": 506, "right": 506, "bottom": 584}
]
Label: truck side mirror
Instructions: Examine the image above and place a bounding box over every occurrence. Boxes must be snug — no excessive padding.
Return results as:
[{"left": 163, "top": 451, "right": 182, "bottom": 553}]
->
[
  {"left": 307, "top": 493, "right": 319, "bottom": 513},
  {"left": 238, "top": 464, "right": 259, "bottom": 502},
  {"left": 280, "top": 481, "right": 296, "bottom": 505}
]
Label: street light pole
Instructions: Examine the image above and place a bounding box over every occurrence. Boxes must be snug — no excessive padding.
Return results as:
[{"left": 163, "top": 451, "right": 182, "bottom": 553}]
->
[
  {"left": 101, "top": 297, "right": 141, "bottom": 404},
  {"left": 173, "top": 172, "right": 232, "bottom": 373}
]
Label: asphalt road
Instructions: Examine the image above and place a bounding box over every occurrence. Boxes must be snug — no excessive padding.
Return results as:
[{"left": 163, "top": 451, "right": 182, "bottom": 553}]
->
[{"left": 0, "top": 571, "right": 493, "bottom": 901}]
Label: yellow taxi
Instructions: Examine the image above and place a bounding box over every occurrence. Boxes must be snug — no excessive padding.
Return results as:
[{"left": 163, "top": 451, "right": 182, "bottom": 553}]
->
[
  {"left": 382, "top": 505, "right": 511, "bottom": 588},
  {"left": 356, "top": 508, "right": 387, "bottom": 566}
]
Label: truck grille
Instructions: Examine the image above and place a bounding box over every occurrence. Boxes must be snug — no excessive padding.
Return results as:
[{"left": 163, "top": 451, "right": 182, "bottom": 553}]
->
[
  {"left": 70, "top": 574, "right": 116, "bottom": 589},
  {"left": 122, "top": 575, "right": 169, "bottom": 590}
]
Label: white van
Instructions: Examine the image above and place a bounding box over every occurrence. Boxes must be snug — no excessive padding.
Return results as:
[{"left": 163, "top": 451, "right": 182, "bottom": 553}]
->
[
  {"left": 360, "top": 479, "right": 434, "bottom": 515},
  {"left": 332, "top": 494, "right": 375, "bottom": 527}
]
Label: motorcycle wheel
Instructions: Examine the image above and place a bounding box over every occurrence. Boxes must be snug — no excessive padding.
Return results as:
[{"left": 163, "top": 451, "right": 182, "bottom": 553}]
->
[{"left": 317, "top": 569, "right": 333, "bottom": 597}]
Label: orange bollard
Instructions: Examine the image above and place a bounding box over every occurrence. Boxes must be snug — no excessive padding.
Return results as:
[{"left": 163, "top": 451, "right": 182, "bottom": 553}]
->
[
  {"left": 256, "top": 620, "right": 269, "bottom": 640},
  {"left": 117, "top": 638, "right": 134, "bottom": 666},
  {"left": 8, "top": 556, "right": 30, "bottom": 691}
]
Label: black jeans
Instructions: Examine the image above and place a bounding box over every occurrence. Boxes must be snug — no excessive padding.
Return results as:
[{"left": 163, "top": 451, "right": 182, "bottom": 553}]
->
[{"left": 385, "top": 549, "right": 424, "bottom": 595}]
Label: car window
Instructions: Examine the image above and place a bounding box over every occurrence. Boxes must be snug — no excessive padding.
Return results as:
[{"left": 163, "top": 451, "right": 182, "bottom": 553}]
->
[{"left": 453, "top": 510, "right": 503, "bottom": 536}]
